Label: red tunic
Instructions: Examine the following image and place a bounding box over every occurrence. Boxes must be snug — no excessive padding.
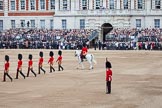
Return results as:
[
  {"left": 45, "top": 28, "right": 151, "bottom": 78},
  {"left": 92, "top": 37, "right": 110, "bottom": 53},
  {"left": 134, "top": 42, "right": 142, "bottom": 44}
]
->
[
  {"left": 57, "top": 56, "right": 62, "bottom": 65},
  {"left": 17, "top": 60, "right": 22, "bottom": 69},
  {"left": 106, "top": 69, "right": 112, "bottom": 81},
  {"left": 39, "top": 57, "right": 43, "bottom": 65},
  {"left": 5, "top": 62, "right": 9, "bottom": 71},
  {"left": 28, "top": 60, "right": 33, "bottom": 67},
  {"left": 48, "top": 57, "right": 54, "bottom": 64},
  {"left": 57, "top": 56, "right": 62, "bottom": 61},
  {"left": 82, "top": 47, "right": 88, "bottom": 55}
]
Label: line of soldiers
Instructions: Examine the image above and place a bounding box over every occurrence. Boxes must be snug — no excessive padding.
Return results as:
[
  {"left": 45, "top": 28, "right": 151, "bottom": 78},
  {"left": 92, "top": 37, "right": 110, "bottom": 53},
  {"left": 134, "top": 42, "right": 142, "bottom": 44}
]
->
[{"left": 3, "top": 50, "right": 64, "bottom": 82}]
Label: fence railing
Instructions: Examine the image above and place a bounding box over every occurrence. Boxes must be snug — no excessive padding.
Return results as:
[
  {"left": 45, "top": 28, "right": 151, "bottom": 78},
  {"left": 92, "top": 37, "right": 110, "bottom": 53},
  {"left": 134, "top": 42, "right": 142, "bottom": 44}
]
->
[{"left": 88, "top": 30, "right": 99, "bottom": 41}]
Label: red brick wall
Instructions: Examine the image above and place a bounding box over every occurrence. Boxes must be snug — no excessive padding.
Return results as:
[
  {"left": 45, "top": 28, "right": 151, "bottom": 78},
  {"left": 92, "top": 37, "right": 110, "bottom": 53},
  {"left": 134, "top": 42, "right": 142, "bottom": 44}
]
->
[
  {"left": 16, "top": 0, "right": 19, "bottom": 11},
  {"left": 8, "top": 12, "right": 55, "bottom": 16},
  {"left": 26, "top": 0, "right": 28, "bottom": 10},
  {"left": 0, "top": 13, "right": 4, "bottom": 16},
  {"left": 36, "top": 0, "right": 38, "bottom": 10},
  {"left": 46, "top": 0, "right": 49, "bottom": 10}
]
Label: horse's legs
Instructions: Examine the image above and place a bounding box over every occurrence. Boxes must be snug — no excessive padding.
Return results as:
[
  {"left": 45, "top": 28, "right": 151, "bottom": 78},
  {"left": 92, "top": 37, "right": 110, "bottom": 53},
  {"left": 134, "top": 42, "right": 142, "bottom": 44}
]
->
[
  {"left": 77, "top": 57, "right": 84, "bottom": 69},
  {"left": 87, "top": 56, "right": 93, "bottom": 70},
  {"left": 81, "top": 62, "right": 84, "bottom": 69}
]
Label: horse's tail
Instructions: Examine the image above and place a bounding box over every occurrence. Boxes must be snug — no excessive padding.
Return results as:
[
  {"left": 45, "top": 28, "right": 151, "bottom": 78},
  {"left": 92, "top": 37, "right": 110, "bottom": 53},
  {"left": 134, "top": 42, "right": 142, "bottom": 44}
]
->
[{"left": 91, "top": 54, "right": 97, "bottom": 64}]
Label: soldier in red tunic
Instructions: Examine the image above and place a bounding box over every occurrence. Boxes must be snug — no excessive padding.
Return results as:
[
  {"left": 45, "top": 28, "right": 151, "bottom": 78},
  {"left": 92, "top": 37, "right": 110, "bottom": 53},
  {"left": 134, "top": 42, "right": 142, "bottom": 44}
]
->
[
  {"left": 105, "top": 58, "right": 112, "bottom": 94},
  {"left": 27, "top": 54, "right": 36, "bottom": 77},
  {"left": 3, "top": 55, "right": 13, "bottom": 82},
  {"left": 16, "top": 54, "right": 25, "bottom": 79},
  {"left": 56, "top": 50, "right": 64, "bottom": 71},
  {"left": 38, "top": 51, "right": 46, "bottom": 74},
  {"left": 48, "top": 51, "right": 55, "bottom": 73},
  {"left": 81, "top": 43, "right": 88, "bottom": 62}
]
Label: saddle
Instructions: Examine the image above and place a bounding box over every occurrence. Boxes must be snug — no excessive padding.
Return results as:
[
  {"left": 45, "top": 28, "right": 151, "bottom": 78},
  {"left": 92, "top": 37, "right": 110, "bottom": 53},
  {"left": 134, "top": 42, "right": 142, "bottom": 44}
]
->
[{"left": 81, "top": 55, "right": 86, "bottom": 62}]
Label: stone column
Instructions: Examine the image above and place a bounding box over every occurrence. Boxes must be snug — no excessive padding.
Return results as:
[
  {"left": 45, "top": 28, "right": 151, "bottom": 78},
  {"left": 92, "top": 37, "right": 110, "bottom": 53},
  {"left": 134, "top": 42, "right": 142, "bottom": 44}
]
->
[
  {"left": 55, "top": 0, "right": 59, "bottom": 11},
  {"left": 103, "top": 0, "right": 107, "bottom": 8},
  {"left": 116, "top": 0, "right": 120, "bottom": 9},
  {"left": 89, "top": 0, "right": 93, "bottom": 10},
  {"left": 4, "top": 0, "right": 8, "bottom": 16},
  {"left": 131, "top": 0, "right": 134, "bottom": 9}
]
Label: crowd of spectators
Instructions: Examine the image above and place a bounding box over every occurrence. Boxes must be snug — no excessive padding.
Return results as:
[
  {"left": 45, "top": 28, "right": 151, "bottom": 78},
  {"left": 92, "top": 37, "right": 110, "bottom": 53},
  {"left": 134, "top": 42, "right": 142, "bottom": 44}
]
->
[
  {"left": 0, "top": 28, "right": 91, "bottom": 49},
  {"left": 0, "top": 28, "right": 162, "bottom": 50},
  {"left": 101, "top": 28, "right": 162, "bottom": 50}
]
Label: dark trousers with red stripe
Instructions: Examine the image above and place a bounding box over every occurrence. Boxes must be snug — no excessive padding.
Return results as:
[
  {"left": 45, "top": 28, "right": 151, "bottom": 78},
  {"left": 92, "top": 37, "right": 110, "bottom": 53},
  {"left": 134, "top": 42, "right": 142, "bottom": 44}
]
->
[
  {"left": 106, "top": 81, "right": 111, "bottom": 94},
  {"left": 50, "top": 65, "right": 55, "bottom": 73},
  {"left": 16, "top": 69, "right": 25, "bottom": 79},
  {"left": 27, "top": 67, "right": 36, "bottom": 77},
  {"left": 58, "top": 64, "right": 64, "bottom": 71},
  {"left": 38, "top": 65, "right": 46, "bottom": 74},
  {"left": 3, "top": 72, "right": 12, "bottom": 82}
]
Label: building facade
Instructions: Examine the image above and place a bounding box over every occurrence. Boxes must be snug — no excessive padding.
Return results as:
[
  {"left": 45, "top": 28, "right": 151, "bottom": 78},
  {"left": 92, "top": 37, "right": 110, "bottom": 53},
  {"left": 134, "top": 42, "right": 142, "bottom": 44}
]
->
[{"left": 0, "top": 0, "right": 162, "bottom": 30}]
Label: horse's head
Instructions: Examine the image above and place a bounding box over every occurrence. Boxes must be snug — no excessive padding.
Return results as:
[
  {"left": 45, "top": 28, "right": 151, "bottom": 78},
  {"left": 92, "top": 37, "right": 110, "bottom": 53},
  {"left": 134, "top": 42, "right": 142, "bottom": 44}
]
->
[{"left": 74, "top": 50, "right": 80, "bottom": 57}]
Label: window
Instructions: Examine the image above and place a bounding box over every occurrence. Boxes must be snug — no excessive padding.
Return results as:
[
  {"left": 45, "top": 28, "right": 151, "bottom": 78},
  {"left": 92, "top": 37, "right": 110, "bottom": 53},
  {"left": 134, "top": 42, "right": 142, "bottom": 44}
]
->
[
  {"left": 20, "top": 20, "right": 25, "bottom": 27},
  {"left": 40, "top": 20, "right": 45, "bottom": 29},
  {"left": 20, "top": 0, "right": 25, "bottom": 10},
  {"left": 154, "top": 19, "right": 160, "bottom": 28},
  {"left": 62, "top": 19, "right": 66, "bottom": 29},
  {"left": 31, "top": 20, "right": 35, "bottom": 28},
  {"left": 30, "top": 0, "right": 35, "bottom": 10},
  {"left": 155, "top": 0, "right": 161, "bottom": 9},
  {"left": 80, "top": 19, "right": 85, "bottom": 29},
  {"left": 50, "top": 0, "right": 55, "bottom": 10},
  {"left": 63, "top": 0, "right": 67, "bottom": 10},
  {"left": 40, "top": 0, "right": 45, "bottom": 10},
  {"left": 82, "top": 0, "right": 88, "bottom": 10},
  {"left": 11, "top": 0, "right": 15, "bottom": 10},
  {"left": 138, "top": 0, "right": 143, "bottom": 9},
  {"left": 0, "top": 1, "right": 3, "bottom": 10},
  {"left": 11, "top": 20, "right": 16, "bottom": 29},
  {"left": 123, "top": 0, "right": 128, "bottom": 9},
  {"left": 50, "top": 20, "right": 54, "bottom": 29},
  {"left": 110, "top": 0, "right": 114, "bottom": 9},
  {"left": 96, "top": 0, "right": 101, "bottom": 9},
  {"left": 136, "top": 19, "right": 141, "bottom": 28},
  {"left": 0, "top": 20, "right": 3, "bottom": 31}
]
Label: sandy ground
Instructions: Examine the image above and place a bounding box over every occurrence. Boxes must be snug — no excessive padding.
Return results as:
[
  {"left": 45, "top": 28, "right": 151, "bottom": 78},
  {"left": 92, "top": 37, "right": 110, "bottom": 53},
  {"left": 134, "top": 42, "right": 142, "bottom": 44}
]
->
[{"left": 0, "top": 49, "right": 162, "bottom": 108}]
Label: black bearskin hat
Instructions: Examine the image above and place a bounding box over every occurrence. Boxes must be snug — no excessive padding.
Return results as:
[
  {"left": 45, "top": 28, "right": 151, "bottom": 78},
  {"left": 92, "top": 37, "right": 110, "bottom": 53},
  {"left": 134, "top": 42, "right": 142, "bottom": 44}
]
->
[
  {"left": 49, "top": 51, "right": 54, "bottom": 57},
  {"left": 5, "top": 55, "right": 9, "bottom": 62},
  {"left": 39, "top": 51, "right": 43, "bottom": 57},
  {"left": 29, "top": 54, "right": 32, "bottom": 60},
  {"left": 18, "top": 54, "right": 22, "bottom": 60},
  {"left": 58, "top": 50, "right": 62, "bottom": 56},
  {"left": 106, "top": 58, "right": 112, "bottom": 68}
]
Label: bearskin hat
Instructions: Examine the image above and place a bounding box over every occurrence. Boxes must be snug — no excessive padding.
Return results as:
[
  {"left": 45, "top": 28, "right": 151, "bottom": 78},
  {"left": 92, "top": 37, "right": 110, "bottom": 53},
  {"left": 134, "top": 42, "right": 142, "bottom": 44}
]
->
[
  {"left": 29, "top": 54, "right": 32, "bottom": 60},
  {"left": 49, "top": 51, "right": 54, "bottom": 57},
  {"left": 5, "top": 55, "right": 9, "bottom": 62},
  {"left": 106, "top": 61, "right": 112, "bottom": 68},
  {"left": 39, "top": 51, "right": 43, "bottom": 57},
  {"left": 18, "top": 54, "right": 22, "bottom": 60},
  {"left": 58, "top": 50, "right": 62, "bottom": 56}
]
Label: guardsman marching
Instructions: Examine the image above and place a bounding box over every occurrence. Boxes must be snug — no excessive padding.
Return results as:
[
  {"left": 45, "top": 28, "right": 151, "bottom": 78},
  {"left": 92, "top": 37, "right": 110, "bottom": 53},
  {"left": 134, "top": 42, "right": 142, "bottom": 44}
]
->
[
  {"left": 105, "top": 58, "right": 112, "bottom": 94},
  {"left": 3, "top": 55, "right": 13, "bottom": 82},
  {"left": 38, "top": 51, "right": 46, "bottom": 74},
  {"left": 81, "top": 43, "right": 88, "bottom": 62},
  {"left": 48, "top": 51, "right": 55, "bottom": 73},
  {"left": 56, "top": 50, "right": 64, "bottom": 71},
  {"left": 27, "top": 54, "right": 36, "bottom": 77},
  {"left": 16, "top": 54, "right": 25, "bottom": 79}
]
